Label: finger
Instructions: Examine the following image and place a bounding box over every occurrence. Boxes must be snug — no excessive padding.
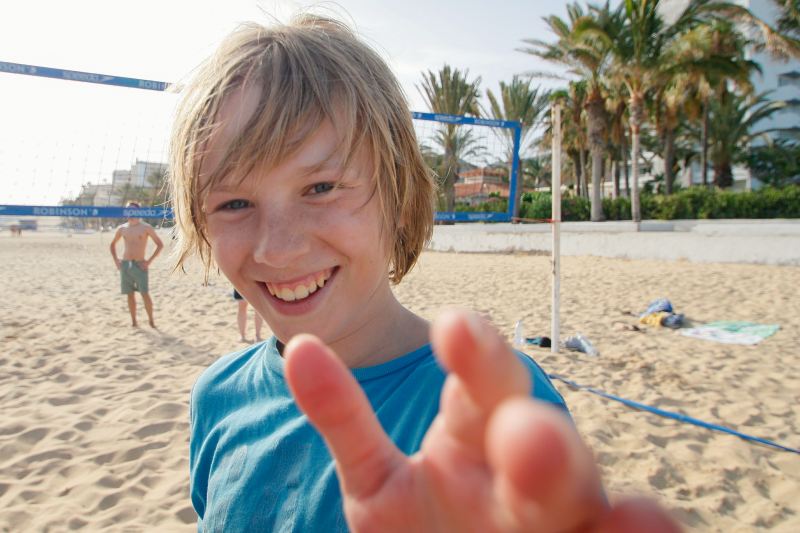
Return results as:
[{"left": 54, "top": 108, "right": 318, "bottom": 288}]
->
[
  {"left": 486, "top": 398, "right": 606, "bottom": 532},
  {"left": 595, "top": 499, "right": 681, "bottom": 533},
  {"left": 434, "top": 375, "right": 490, "bottom": 457},
  {"left": 431, "top": 309, "right": 531, "bottom": 411},
  {"left": 284, "top": 334, "right": 404, "bottom": 499}
]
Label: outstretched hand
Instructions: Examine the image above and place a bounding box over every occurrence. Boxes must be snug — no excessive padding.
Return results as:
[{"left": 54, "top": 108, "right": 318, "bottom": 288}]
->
[{"left": 285, "top": 310, "right": 679, "bottom": 532}]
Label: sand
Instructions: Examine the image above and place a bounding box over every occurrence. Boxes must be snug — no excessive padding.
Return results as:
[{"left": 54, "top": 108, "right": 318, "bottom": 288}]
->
[{"left": 1, "top": 231, "right": 798, "bottom": 532}]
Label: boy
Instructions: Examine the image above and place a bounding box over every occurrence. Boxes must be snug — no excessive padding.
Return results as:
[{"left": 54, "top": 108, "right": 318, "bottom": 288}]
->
[
  {"left": 109, "top": 201, "right": 163, "bottom": 327},
  {"left": 170, "top": 15, "right": 677, "bottom": 532}
]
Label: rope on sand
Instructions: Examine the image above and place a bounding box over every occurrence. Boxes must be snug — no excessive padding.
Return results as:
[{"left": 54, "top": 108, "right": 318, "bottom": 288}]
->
[{"left": 548, "top": 374, "right": 800, "bottom": 455}]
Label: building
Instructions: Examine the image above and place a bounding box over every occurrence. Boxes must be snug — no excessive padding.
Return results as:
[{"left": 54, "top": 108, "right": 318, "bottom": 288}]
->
[
  {"left": 111, "top": 160, "right": 167, "bottom": 188},
  {"left": 76, "top": 183, "right": 123, "bottom": 207},
  {"left": 454, "top": 167, "right": 510, "bottom": 205},
  {"left": 129, "top": 160, "right": 168, "bottom": 188},
  {"left": 112, "top": 169, "right": 132, "bottom": 188},
  {"left": 71, "top": 159, "right": 167, "bottom": 207}
]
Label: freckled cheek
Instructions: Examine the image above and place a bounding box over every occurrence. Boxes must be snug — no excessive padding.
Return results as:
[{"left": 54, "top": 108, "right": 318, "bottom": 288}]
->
[
  {"left": 318, "top": 209, "right": 380, "bottom": 241},
  {"left": 207, "top": 221, "right": 253, "bottom": 272}
]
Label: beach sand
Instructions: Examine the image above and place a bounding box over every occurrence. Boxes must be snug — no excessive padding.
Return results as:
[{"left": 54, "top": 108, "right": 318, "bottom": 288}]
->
[{"left": 1, "top": 232, "right": 798, "bottom": 531}]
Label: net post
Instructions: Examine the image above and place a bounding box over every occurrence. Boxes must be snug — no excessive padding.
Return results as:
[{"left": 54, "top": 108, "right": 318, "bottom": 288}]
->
[
  {"left": 551, "top": 105, "right": 561, "bottom": 354},
  {"left": 508, "top": 124, "right": 522, "bottom": 220}
]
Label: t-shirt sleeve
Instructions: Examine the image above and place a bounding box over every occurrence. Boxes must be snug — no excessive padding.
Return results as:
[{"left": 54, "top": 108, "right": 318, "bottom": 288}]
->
[{"left": 515, "top": 351, "right": 570, "bottom": 414}]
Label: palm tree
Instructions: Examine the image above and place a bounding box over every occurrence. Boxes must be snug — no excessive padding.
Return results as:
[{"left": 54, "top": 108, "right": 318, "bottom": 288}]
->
[
  {"left": 594, "top": 0, "right": 794, "bottom": 217},
  {"left": 119, "top": 183, "right": 135, "bottom": 207},
  {"left": 147, "top": 168, "right": 170, "bottom": 206},
  {"left": 651, "top": 18, "right": 758, "bottom": 193},
  {"left": 676, "top": 20, "right": 759, "bottom": 186},
  {"left": 605, "top": 85, "right": 630, "bottom": 197},
  {"left": 773, "top": 0, "right": 800, "bottom": 39},
  {"left": 601, "top": 0, "right": 676, "bottom": 220},
  {"left": 521, "top": 1, "right": 617, "bottom": 220},
  {"left": 702, "top": 0, "right": 800, "bottom": 59},
  {"left": 522, "top": 156, "right": 551, "bottom": 190},
  {"left": 485, "top": 76, "right": 549, "bottom": 218},
  {"left": 418, "top": 65, "right": 481, "bottom": 211},
  {"left": 707, "top": 91, "right": 789, "bottom": 187}
]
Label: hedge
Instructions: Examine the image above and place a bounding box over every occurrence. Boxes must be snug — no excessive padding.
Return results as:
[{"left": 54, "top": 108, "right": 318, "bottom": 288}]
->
[{"left": 515, "top": 186, "right": 800, "bottom": 221}]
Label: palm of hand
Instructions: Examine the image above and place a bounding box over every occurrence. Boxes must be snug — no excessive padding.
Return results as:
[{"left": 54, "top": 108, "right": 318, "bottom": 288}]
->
[{"left": 285, "top": 311, "right": 679, "bottom": 533}]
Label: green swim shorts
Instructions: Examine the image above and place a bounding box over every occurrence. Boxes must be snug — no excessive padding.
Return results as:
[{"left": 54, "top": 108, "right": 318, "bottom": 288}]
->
[{"left": 120, "top": 260, "right": 149, "bottom": 294}]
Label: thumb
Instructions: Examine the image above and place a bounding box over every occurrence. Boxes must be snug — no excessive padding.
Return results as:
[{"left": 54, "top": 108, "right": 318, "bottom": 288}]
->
[{"left": 284, "top": 335, "right": 404, "bottom": 499}]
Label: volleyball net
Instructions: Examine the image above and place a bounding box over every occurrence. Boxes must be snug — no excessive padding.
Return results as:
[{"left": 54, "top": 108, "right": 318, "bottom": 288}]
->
[
  {"left": 0, "top": 61, "right": 176, "bottom": 229},
  {"left": 0, "top": 61, "right": 522, "bottom": 227}
]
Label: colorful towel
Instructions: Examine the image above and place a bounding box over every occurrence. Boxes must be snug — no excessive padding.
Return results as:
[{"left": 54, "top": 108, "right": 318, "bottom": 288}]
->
[{"left": 680, "top": 321, "right": 780, "bottom": 345}]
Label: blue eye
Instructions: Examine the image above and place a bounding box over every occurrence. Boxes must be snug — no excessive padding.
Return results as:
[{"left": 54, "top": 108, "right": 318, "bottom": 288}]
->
[
  {"left": 310, "top": 182, "right": 335, "bottom": 195},
  {"left": 222, "top": 199, "right": 249, "bottom": 210}
]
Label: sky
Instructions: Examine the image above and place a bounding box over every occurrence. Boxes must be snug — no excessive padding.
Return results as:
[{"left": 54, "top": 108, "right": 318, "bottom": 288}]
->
[{"left": 0, "top": 0, "right": 571, "bottom": 205}]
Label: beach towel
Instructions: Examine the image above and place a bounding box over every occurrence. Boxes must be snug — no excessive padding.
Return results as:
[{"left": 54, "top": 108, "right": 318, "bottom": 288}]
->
[{"left": 680, "top": 321, "right": 780, "bottom": 345}]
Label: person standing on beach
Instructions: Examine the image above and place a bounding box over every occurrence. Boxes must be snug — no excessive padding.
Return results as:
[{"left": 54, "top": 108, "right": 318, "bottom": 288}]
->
[
  {"left": 110, "top": 202, "right": 164, "bottom": 327},
  {"left": 234, "top": 288, "right": 264, "bottom": 343}
]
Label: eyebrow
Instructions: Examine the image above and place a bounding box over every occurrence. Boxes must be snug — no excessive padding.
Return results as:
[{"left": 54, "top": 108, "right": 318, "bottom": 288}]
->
[
  {"left": 205, "top": 163, "right": 344, "bottom": 193},
  {"left": 297, "top": 154, "right": 345, "bottom": 178}
]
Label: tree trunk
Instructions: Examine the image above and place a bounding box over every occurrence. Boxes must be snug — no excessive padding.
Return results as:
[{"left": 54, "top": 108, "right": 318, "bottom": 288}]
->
[
  {"left": 590, "top": 152, "right": 603, "bottom": 221},
  {"left": 629, "top": 93, "right": 643, "bottom": 222},
  {"left": 585, "top": 94, "right": 606, "bottom": 221},
  {"left": 663, "top": 127, "right": 676, "bottom": 195},
  {"left": 613, "top": 159, "right": 620, "bottom": 199},
  {"left": 582, "top": 150, "right": 590, "bottom": 198},
  {"left": 701, "top": 100, "right": 709, "bottom": 187},
  {"left": 578, "top": 149, "right": 588, "bottom": 198},
  {"left": 512, "top": 158, "right": 523, "bottom": 219},
  {"left": 622, "top": 133, "right": 630, "bottom": 198},
  {"left": 570, "top": 151, "right": 581, "bottom": 195},
  {"left": 443, "top": 176, "right": 455, "bottom": 211},
  {"left": 631, "top": 131, "right": 641, "bottom": 221},
  {"left": 444, "top": 151, "right": 456, "bottom": 211},
  {"left": 714, "top": 161, "right": 733, "bottom": 188}
]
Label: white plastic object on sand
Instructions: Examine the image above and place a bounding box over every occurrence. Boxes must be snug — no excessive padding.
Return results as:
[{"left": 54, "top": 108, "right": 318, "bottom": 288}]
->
[
  {"left": 564, "top": 334, "right": 599, "bottom": 356},
  {"left": 513, "top": 320, "right": 524, "bottom": 349}
]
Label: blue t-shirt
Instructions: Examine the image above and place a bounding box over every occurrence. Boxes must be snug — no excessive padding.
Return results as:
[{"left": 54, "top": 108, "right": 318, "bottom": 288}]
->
[{"left": 189, "top": 336, "right": 567, "bottom": 532}]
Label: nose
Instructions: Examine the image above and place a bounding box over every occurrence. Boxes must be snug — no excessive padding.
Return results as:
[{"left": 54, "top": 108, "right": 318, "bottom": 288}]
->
[{"left": 252, "top": 204, "right": 310, "bottom": 269}]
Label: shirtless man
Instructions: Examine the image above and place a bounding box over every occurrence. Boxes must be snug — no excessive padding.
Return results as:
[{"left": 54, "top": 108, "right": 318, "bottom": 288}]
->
[{"left": 109, "top": 202, "right": 164, "bottom": 327}]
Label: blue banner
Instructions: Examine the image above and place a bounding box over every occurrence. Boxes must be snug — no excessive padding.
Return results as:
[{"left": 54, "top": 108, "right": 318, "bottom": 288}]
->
[
  {"left": 0, "top": 205, "right": 171, "bottom": 219},
  {"left": 0, "top": 61, "right": 170, "bottom": 91},
  {"left": 1, "top": 204, "right": 510, "bottom": 222},
  {"left": 411, "top": 111, "right": 520, "bottom": 130},
  {"left": 435, "top": 211, "right": 510, "bottom": 222}
]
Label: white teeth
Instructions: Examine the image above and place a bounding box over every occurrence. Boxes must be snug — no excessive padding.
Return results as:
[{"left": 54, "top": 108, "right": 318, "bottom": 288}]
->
[
  {"left": 294, "top": 285, "right": 309, "bottom": 300},
  {"left": 279, "top": 287, "right": 296, "bottom": 301},
  {"left": 270, "top": 269, "right": 332, "bottom": 302}
]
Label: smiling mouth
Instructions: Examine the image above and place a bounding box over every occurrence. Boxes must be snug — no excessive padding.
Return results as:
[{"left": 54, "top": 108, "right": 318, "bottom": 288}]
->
[{"left": 265, "top": 268, "right": 334, "bottom": 302}]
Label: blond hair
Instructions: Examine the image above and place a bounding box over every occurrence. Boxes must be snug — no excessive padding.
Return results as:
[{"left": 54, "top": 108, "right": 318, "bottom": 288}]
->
[{"left": 169, "top": 15, "right": 434, "bottom": 283}]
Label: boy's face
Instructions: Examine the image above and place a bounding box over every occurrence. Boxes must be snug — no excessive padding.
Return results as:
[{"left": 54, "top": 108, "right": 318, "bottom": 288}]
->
[{"left": 203, "top": 85, "right": 395, "bottom": 349}]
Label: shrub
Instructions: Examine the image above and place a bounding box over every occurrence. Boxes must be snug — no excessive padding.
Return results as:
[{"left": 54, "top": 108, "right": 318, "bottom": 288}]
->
[{"left": 464, "top": 186, "right": 800, "bottom": 221}]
